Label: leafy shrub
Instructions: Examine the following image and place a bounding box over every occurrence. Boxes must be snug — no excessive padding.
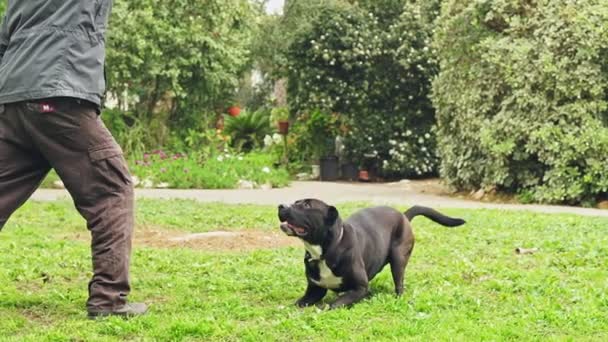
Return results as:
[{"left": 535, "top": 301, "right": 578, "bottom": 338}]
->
[
  {"left": 101, "top": 108, "right": 148, "bottom": 156},
  {"left": 223, "top": 110, "right": 272, "bottom": 152},
  {"left": 285, "top": 1, "right": 439, "bottom": 178},
  {"left": 432, "top": 0, "right": 608, "bottom": 204},
  {"left": 342, "top": 111, "right": 438, "bottom": 178},
  {"left": 131, "top": 150, "right": 289, "bottom": 189}
]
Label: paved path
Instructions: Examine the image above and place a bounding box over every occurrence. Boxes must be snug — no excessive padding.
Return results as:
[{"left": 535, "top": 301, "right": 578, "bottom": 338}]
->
[{"left": 31, "top": 181, "right": 608, "bottom": 217}]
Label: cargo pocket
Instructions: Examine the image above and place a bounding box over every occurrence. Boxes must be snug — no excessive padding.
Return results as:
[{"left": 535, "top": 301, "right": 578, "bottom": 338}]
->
[{"left": 89, "top": 143, "right": 131, "bottom": 186}]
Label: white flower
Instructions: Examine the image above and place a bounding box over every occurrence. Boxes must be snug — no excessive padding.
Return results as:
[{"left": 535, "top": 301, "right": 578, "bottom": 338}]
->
[
  {"left": 272, "top": 133, "right": 283, "bottom": 145},
  {"left": 217, "top": 156, "right": 224, "bottom": 162},
  {"left": 264, "top": 135, "right": 273, "bottom": 147},
  {"left": 262, "top": 167, "right": 271, "bottom": 174},
  {"left": 425, "top": 133, "right": 431, "bottom": 139}
]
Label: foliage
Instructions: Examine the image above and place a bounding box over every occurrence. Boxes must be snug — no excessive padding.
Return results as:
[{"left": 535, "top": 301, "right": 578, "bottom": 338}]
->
[
  {"left": 101, "top": 108, "right": 149, "bottom": 156},
  {"left": 343, "top": 112, "right": 438, "bottom": 177},
  {"left": 290, "top": 109, "right": 343, "bottom": 163},
  {"left": 130, "top": 149, "right": 289, "bottom": 189},
  {"left": 252, "top": 0, "right": 346, "bottom": 77},
  {"left": 223, "top": 110, "right": 272, "bottom": 152},
  {"left": 106, "top": 0, "right": 260, "bottom": 146},
  {"left": 171, "top": 126, "right": 230, "bottom": 161},
  {"left": 285, "top": 1, "right": 439, "bottom": 178},
  {"left": 432, "top": 0, "right": 608, "bottom": 204},
  {"left": 270, "top": 106, "right": 289, "bottom": 124},
  {"left": 3, "top": 201, "right": 608, "bottom": 340}
]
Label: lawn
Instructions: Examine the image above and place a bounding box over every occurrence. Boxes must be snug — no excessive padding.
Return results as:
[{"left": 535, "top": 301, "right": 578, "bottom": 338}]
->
[{"left": 0, "top": 200, "right": 607, "bottom": 341}]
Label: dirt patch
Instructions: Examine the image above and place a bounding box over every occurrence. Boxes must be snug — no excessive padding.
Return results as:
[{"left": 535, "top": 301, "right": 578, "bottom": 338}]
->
[
  {"left": 65, "top": 227, "right": 300, "bottom": 252},
  {"left": 139, "top": 228, "right": 301, "bottom": 252}
]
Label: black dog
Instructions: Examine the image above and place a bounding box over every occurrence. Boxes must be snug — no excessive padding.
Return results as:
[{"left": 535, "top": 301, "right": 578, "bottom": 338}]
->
[{"left": 278, "top": 199, "right": 465, "bottom": 309}]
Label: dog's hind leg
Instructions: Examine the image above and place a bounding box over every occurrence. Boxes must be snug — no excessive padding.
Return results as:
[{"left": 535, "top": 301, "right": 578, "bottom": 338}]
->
[
  {"left": 329, "top": 286, "right": 368, "bottom": 309},
  {"left": 329, "top": 263, "right": 369, "bottom": 309},
  {"left": 296, "top": 283, "right": 328, "bottom": 307},
  {"left": 390, "top": 237, "right": 414, "bottom": 296}
]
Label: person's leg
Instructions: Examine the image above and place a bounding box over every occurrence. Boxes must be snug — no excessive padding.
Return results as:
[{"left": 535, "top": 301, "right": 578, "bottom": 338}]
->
[
  {"left": 0, "top": 104, "right": 51, "bottom": 230},
  {"left": 17, "top": 99, "right": 146, "bottom": 316}
]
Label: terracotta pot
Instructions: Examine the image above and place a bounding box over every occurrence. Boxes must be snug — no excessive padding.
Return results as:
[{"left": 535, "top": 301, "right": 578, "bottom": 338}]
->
[
  {"left": 278, "top": 120, "right": 289, "bottom": 135},
  {"left": 359, "top": 170, "right": 370, "bottom": 182},
  {"left": 227, "top": 106, "right": 241, "bottom": 117}
]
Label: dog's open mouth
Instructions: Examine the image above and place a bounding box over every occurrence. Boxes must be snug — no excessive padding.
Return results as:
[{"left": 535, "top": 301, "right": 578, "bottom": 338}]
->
[{"left": 280, "top": 222, "right": 308, "bottom": 236}]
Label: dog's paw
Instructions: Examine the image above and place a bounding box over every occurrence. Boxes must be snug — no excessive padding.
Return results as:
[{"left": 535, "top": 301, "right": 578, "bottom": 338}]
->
[
  {"left": 295, "top": 299, "right": 313, "bottom": 308},
  {"left": 328, "top": 303, "right": 342, "bottom": 310},
  {"left": 316, "top": 303, "right": 330, "bottom": 311}
]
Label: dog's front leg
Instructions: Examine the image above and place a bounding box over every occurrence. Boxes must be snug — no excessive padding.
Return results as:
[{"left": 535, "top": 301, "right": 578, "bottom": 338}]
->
[
  {"left": 296, "top": 282, "right": 328, "bottom": 307},
  {"left": 329, "top": 286, "right": 368, "bottom": 309}
]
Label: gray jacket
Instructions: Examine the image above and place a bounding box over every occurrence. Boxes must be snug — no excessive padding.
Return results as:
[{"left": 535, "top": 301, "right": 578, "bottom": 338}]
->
[{"left": 0, "top": 0, "right": 113, "bottom": 106}]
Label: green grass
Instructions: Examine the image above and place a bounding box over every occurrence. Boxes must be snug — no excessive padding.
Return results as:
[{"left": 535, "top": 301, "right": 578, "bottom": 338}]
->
[{"left": 1, "top": 200, "right": 607, "bottom": 341}]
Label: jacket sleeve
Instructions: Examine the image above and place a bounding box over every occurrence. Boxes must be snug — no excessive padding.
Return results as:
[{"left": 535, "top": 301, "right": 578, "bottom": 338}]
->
[{"left": 0, "top": 15, "right": 8, "bottom": 64}]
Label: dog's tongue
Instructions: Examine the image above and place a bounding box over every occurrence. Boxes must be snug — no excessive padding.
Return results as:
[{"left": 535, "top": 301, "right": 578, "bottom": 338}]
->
[
  {"left": 281, "top": 221, "right": 307, "bottom": 235},
  {"left": 290, "top": 224, "right": 306, "bottom": 235}
]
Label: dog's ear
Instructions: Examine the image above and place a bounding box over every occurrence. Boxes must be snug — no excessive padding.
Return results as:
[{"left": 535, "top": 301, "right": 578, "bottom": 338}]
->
[{"left": 324, "top": 206, "right": 339, "bottom": 225}]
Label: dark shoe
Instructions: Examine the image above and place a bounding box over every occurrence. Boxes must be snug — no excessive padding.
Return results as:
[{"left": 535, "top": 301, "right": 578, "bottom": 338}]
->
[{"left": 88, "top": 303, "right": 148, "bottom": 319}]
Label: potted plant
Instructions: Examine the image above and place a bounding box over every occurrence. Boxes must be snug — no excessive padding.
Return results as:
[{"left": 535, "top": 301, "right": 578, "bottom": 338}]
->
[
  {"left": 271, "top": 106, "right": 290, "bottom": 135},
  {"left": 227, "top": 105, "right": 241, "bottom": 117},
  {"left": 306, "top": 110, "right": 341, "bottom": 181},
  {"left": 359, "top": 152, "right": 378, "bottom": 182}
]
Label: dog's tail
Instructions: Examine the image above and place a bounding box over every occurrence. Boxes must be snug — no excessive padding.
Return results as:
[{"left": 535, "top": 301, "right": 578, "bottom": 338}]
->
[{"left": 404, "top": 205, "right": 465, "bottom": 227}]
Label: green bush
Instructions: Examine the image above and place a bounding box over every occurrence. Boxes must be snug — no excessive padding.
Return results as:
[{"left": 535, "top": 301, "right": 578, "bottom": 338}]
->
[
  {"left": 223, "top": 110, "right": 272, "bottom": 152},
  {"left": 285, "top": 1, "right": 439, "bottom": 178},
  {"left": 432, "top": 0, "right": 608, "bottom": 204}
]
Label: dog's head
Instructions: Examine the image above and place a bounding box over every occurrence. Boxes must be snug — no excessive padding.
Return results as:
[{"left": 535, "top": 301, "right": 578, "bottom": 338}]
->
[{"left": 277, "top": 198, "right": 340, "bottom": 245}]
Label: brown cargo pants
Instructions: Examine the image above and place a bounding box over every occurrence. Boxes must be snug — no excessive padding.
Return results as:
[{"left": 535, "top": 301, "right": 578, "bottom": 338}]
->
[{"left": 0, "top": 98, "right": 133, "bottom": 312}]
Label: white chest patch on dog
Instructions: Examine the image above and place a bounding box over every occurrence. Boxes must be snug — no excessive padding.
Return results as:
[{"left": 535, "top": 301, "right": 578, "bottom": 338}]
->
[
  {"left": 312, "top": 260, "right": 343, "bottom": 289},
  {"left": 302, "top": 242, "right": 342, "bottom": 289},
  {"left": 303, "top": 242, "right": 323, "bottom": 260}
]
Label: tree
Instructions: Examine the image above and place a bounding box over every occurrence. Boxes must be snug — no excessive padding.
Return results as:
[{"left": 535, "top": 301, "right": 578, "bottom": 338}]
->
[{"left": 106, "top": 0, "right": 260, "bottom": 145}]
